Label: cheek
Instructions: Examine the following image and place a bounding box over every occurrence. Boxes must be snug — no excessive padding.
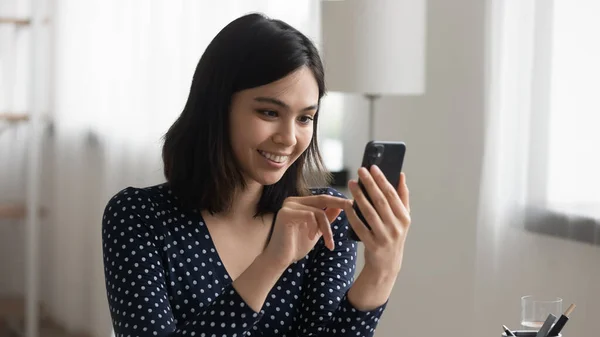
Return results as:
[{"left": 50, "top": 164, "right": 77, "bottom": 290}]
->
[
  {"left": 231, "top": 114, "right": 262, "bottom": 146},
  {"left": 229, "top": 125, "right": 244, "bottom": 149},
  {"left": 297, "top": 127, "right": 314, "bottom": 151}
]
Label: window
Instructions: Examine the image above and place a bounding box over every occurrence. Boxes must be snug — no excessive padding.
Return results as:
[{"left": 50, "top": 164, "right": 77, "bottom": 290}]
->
[
  {"left": 546, "top": 0, "right": 600, "bottom": 220},
  {"left": 490, "top": 0, "right": 599, "bottom": 244}
]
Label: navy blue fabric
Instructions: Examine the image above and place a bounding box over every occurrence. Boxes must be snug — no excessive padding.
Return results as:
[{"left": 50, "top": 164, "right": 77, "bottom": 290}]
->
[{"left": 102, "top": 183, "right": 387, "bottom": 337}]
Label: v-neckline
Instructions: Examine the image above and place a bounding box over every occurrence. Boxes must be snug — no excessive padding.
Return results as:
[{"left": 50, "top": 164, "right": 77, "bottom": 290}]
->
[
  {"left": 197, "top": 213, "right": 234, "bottom": 284},
  {"left": 196, "top": 212, "right": 275, "bottom": 284}
]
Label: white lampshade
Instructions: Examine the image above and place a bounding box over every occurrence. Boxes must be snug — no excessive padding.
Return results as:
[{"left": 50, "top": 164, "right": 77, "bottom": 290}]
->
[{"left": 321, "top": 0, "right": 426, "bottom": 95}]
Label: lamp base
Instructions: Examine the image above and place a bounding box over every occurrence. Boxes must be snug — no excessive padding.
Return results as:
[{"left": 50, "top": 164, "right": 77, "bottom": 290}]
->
[{"left": 365, "top": 94, "right": 380, "bottom": 141}]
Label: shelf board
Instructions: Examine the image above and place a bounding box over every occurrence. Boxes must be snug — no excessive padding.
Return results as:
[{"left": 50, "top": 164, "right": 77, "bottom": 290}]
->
[
  {"left": 0, "top": 112, "right": 30, "bottom": 123},
  {"left": 0, "top": 297, "right": 92, "bottom": 337},
  {"left": 0, "top": 204, "right": 26, "bottom": 219},
  {"left": 0, "top": 204, "right": 46, "bottom": 220},
  {"left": 0, "top": 17, "right": 31, "bottom": 26},
  {"left": 0, "top": 297, "right": 42, "bottom": 319}
]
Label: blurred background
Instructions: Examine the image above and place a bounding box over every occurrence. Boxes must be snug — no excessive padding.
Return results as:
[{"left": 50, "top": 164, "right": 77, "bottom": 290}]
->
[{"left": 1, "top": 0, "right": 598, "bottom": 336}]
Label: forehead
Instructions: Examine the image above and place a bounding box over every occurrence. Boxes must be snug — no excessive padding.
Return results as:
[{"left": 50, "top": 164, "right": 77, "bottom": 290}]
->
[{"left": 242, "top": 67, "right": 319, "bottom": 107}]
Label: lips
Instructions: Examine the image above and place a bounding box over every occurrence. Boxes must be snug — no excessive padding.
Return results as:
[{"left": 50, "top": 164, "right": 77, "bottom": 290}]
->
[{"left": 258, "top": 150, "right": 289, "bottom": 163}]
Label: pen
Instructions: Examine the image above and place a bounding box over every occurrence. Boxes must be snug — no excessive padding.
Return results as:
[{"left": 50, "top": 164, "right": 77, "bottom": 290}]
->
[
  {"left": 546, "top": 304, "right": 576, "bottom": 337},
  {"left": 502, "top": 325, "right": 516, "bottom": 337}
]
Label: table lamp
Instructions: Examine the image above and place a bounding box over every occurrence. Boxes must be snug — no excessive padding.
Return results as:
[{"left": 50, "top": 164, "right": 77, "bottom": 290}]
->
[{"left": 321, "top": 0, "right": 426, "bottom": 141}]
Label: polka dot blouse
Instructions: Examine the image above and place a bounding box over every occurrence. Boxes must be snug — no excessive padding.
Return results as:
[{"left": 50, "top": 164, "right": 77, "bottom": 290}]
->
[{"left": 102, "top": 184, "right": 388, "bottom": 337}]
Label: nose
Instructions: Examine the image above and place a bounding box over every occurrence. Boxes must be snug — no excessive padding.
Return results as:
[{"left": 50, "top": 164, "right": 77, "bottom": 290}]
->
[{"left": 272, "top": 119, "right": 297, "bottom": 147}]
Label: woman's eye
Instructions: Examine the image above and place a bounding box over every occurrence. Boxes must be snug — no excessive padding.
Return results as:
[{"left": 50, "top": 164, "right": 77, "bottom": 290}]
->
[
  {"left": 259, "top": 110, "right": 278, "bottom": 117},
  {"left": 298, "top": 115, "right": 314, "bottom": 124}
]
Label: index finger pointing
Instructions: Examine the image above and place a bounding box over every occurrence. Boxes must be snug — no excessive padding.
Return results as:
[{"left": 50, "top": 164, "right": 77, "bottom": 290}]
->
[
  {"left": 297, "top": 194, "right": 352, "bottom": 210},
  {"left": 324, "top": 207, "right": 343, "bottom": 224}
]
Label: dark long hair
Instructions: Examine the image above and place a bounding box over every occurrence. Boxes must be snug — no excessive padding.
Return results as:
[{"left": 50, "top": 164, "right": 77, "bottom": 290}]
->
[{"left": 162, "top": 13, "right": 330, "bottom": 216}]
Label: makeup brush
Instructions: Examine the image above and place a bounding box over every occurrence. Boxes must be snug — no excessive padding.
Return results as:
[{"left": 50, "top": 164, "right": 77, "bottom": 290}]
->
[{"left": 546, "top": 303, "right": 576, "bottom": 337}]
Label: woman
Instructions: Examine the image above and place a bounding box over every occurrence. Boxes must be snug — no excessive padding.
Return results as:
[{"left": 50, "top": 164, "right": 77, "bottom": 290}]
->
[{"left": 102, "top": 13, "right": 411, "bottom": 337}]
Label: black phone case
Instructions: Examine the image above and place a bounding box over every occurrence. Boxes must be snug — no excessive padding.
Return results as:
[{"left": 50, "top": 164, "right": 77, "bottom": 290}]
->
[{"left": 348, "top": 141, "right": 406, "bottom": 241}]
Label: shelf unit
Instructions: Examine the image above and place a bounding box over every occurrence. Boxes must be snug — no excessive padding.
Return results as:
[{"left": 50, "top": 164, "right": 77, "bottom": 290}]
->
[{"left": 0, "top": 5, "right": 46, "bottom": 337}]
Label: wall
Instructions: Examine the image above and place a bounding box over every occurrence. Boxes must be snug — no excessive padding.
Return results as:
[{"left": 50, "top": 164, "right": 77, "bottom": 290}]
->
[
  {"left": 338, "top": 0, "right": 485, "bottom": 335},
  {"left": 336, "top": 1, "right": 600, "bottom": 337}
]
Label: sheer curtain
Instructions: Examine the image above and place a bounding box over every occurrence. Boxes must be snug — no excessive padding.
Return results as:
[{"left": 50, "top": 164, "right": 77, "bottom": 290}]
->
[
  {"left": 41, "top": 1, "right": 321, "bottom": 336},
  {"left": 478, "top": 0, "right": 600, "bottom": 249},
  {"left": 476, "top": 0, "right": 547, "bottom": 252},
  {"left": 474, "top": 0, "right": 600, "bottom": 333}
]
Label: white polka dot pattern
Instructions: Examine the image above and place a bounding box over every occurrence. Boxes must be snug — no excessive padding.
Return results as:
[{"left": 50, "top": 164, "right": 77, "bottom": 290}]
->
[{"left": 102, "top": 184, "right": 387, "bottom": 336}]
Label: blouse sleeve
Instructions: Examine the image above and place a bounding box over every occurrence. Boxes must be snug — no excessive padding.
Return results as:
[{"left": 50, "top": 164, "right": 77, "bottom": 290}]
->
[
  {"left": 102, "top": 187, "right": 264, "bottom": 337},
  {"left": 296, "top": 188, "right": 388, "bottom": 337}
]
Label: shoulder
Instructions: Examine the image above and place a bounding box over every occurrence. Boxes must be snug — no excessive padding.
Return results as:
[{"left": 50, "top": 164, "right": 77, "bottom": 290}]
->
[
  {"left": 102, "top": 183, "right": 174, "bottom": 232},
  {"left": 309, "top": 186, "right": 348, "bottom": 199},
  {"left": 103, "top": 183, "right": 167, "bottom": 213}
]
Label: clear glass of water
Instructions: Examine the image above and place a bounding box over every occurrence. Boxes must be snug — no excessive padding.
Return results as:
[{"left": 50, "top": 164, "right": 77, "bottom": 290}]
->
[{"left": 521, "top": 295, "right": 563, "bottom": 330}]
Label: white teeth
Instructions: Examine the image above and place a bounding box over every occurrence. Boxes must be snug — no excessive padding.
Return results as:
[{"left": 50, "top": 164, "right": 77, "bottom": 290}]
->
[{"left": 259, "top": 151, "right": 288, "bottom": 163}]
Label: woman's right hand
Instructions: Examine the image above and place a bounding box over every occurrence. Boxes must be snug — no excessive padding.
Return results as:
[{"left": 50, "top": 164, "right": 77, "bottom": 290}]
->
[{"left": 262, "top": 194, "right": 352, "bottom": 268}]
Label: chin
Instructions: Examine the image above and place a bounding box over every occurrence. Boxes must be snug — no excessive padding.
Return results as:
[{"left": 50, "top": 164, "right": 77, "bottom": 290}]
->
[{"left": 255, "top": 172, "right": 286, "bottom": 186}]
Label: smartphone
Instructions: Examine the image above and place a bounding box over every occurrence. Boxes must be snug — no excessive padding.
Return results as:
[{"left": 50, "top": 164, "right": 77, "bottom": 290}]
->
[{"left": 348, "top": 141, "right": 406, "bottom": 241}]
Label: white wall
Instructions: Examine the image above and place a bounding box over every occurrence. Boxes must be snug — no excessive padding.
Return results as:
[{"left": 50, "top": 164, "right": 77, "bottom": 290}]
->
[
  {"left": 339, "top": 0, "right": 484, "bottom": 335},
  {"left": 337, "top": 0, "right": 600, "bottom": 337}
]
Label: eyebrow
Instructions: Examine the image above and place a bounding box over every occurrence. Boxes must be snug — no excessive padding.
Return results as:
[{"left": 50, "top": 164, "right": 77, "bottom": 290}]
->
[{"left": 254, "top": 96, "right": 318, "bottom": 112}]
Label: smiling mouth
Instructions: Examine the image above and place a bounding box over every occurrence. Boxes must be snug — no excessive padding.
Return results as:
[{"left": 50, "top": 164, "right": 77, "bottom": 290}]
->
[{"left": 258, "top": 150, "right": 290, "bottom": 164}]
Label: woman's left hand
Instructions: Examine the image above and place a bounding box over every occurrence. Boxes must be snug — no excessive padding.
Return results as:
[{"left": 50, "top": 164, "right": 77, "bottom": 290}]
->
[{"left": 346, "top": 165, "right": 411, "bottom": 277}]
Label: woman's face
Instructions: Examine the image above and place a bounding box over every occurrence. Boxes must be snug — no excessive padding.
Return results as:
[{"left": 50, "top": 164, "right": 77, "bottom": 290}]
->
[{"left": 229, "top": 66, "right": 319, "bottom": 187}]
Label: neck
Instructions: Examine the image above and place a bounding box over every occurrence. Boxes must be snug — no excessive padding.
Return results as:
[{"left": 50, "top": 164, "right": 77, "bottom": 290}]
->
[{"left": 224, "top": 181, "right": 264, "bottom": 222}]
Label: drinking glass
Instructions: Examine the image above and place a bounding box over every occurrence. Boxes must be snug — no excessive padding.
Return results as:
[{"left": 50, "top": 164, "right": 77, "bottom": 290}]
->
[{"left": 521, "top": 295, "right": 563, "bottom": 330}]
